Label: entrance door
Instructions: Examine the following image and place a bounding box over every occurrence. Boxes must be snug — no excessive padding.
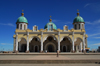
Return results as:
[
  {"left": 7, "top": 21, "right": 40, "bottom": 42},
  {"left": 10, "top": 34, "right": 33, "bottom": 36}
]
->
[
  {"left": 35, "top": 46, "right": 38, "bottom": 52},
  {"left": 63, "top": 46, "right": 66, "bottom": 52},
  {"left": 21, "top": 44, "right": 26, "bottom": 52},
  {"left": 48, "top": 45, "right": 53, "bottom": 52}
]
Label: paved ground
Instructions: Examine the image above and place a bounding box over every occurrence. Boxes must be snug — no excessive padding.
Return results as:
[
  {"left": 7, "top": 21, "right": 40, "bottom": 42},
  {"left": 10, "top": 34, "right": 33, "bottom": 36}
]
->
[
  {"left": 0, "top": 55, "right": 100, "bottom": 60},
  {"left": 0, "top": 64, "right": 100, "bottom": 66}
]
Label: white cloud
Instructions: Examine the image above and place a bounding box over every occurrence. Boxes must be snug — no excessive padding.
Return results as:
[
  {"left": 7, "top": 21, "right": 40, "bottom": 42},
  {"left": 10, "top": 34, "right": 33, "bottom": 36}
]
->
[
  {"left": 89, "top": 33, "right": 100, "bottom": 37},
  {"left": 64, "top": 22, "right": 72, "bottom": 24},
  {"left": 93, "top": 43, "right": 100, "bottom": 45},
  {"left": 84, "top": 3, "right": 90, "bottom": 7},
  {"left": 94, "top": 19, "right": 100, "bottom": 24},
  {"left": 84, "top": 3, "right": 100, "bottom": 12},
  {"left": 52, "top": 20, "right": 60, "bottom": 22},
  {"left": 94, "top": 37, "right": 100, "bottom": 39},
  {"left": 85, "top": 19, "right": 100, "bottom": 25},
  {"left": 0, "top": 23, "right": 15, "bottom": 27},
  {"left": 0, "top": 43, "right": 13, "bottom": 45},
  {"left": 85, "top": 21, "right": 92, "bottom": 24}
]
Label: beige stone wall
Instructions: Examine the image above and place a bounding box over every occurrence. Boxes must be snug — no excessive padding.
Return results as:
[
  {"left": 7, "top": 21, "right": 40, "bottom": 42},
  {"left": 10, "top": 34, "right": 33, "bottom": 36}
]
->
[{"left": 13, "top": 28, "right": 88, "bottom": 52}]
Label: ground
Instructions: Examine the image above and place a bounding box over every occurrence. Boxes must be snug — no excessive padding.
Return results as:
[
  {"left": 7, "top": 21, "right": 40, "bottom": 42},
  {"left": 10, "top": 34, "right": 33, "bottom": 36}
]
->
[
  {"left": 0, "top": 53, "right": 100, "bottom": 66},
  {"left": 0, "top": 64, "right": 100, "bottom": 66}
]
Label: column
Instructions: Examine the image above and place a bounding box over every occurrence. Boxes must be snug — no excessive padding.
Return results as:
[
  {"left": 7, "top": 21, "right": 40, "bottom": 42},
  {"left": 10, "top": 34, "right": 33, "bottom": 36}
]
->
[
  {"left": 15, "top": 33, "right": 18, "bottom": 52},
  {"left": 13, "top": 37, "right": 16, "bottom": 52},
  {"left": 41, "top": 32, "right": 43, "bottom": 52},
  {"left": 83, "top": 32, "right": 85, "bottom": 53},
  {"left": 26, "top": 32, "right": 29, "bottom": 52},
  {"left": 72, "top": 32, "right": 74, "bottom": 52},
  {"left": 19, "top": 24, "right": 20, "bottom": 30},
  {"left": 85, "top": 37, "right": 88, "bottom": 47},
  {"left": 80, "top": 42, "right": 82, "bottom": 52},
  {"left": 58, "top": 32, "right": 60, "bottom": 52}
]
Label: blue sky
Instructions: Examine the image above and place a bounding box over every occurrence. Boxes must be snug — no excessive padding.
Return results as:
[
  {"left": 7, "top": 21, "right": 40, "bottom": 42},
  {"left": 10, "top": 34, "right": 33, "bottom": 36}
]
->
[{"left": 0, "top": 0, "right": 100, "bottom": 51}]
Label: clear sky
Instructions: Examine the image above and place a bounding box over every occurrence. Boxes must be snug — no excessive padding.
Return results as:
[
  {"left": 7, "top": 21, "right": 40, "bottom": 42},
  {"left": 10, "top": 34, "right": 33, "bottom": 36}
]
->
[{"left": 0, "top": 0, "right": 100, "bottom": 51}]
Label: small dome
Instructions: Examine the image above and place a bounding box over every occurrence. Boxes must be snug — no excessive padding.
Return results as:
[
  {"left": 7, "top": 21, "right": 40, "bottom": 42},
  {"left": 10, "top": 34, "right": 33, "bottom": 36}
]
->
[
  {"left": 16, "top": 13, "right": 28, "bottom": 23},
  {"left": 73, "top": 16, "right": 84, "bottom": 23},
  {"left": 16, "top": 16, "right": 28, "bottom": 23},
  {"left": 44, "top": 22, "right": 57, "bottom": 30}
]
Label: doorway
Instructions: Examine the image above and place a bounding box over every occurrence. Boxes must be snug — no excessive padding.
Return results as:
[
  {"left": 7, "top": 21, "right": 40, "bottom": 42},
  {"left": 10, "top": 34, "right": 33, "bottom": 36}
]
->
[
  {"left": 63, "top": 46, "right": 66, "bottom": 52},
  {"left": 48, "top": 45, "right": 53, "bottom": 52}
]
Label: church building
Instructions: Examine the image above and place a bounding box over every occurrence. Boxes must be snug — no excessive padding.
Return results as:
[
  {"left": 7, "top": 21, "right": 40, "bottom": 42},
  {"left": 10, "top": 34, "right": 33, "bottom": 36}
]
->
[{"left": 13, "top": 11, "right": 89, "bottom": 53}]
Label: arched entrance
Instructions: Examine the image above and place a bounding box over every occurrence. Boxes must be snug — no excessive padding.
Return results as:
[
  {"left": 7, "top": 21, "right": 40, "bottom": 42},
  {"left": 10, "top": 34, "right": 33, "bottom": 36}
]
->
[
  {"left": 29, "top": 37, "right": 40, "bottom": 52},
  {"left": 48, "top": 45, "right": 53, "bottom": 52},
  {"left": 18, "top": 38, "right": 27, "bottom": 52},
  {"left": 74, "top": 38, "right": 83, "bottom": 52},
  {"left": 60, "top": 37, "right": 72, "bottom": 52},
  {"left": 43, "top": 36, "right": 57, "bottom": 52}
]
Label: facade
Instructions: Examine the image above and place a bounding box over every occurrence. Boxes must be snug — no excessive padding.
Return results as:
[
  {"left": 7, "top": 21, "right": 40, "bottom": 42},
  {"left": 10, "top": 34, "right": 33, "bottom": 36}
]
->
[{"left": 13, "top": 11, "right": 89, "bottom": 53}]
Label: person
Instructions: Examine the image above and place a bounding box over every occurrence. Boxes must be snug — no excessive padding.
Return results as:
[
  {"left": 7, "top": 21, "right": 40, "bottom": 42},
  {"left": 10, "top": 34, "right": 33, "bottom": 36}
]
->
[{"left": 57, "top": 50, "right": 59, "bottom": 57}]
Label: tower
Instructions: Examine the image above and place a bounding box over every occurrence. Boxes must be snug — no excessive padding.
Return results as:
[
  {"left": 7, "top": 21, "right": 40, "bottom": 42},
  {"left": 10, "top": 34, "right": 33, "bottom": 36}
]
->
[
  {"left": 44, "top": 16, "right": 57, "bottom": 31},
  {"left": 73, "top": 10, "right": 85, "bottom": 30},
  {"left": 16, "top": 10, "right": 28, "bottom": 30}
]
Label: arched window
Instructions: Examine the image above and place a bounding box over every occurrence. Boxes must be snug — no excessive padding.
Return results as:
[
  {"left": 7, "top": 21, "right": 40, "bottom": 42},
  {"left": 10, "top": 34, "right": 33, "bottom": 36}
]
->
[
  {"left": 82, "top": 24, "right": 84, "bottom": 29},
  {"left": 75, "top": 24, "right": 77, "bottom": 29},
  {"left": 34, "top": 26, "right": 37, "bottom": 31},
  {"left": 20, "top": 24, "right": 22, "bottom": 30},
  {"left": 79, "top": 24, "right": 80, "bottom": 29},
  {"left": 48, "top": 24, "right": 53, "bottom": 31}
]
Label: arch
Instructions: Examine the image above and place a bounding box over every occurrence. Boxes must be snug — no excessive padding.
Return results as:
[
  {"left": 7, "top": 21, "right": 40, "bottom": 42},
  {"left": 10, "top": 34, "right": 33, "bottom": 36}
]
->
[
  {"left": 60, "top": 36, "right": 72, "bottom": 43},
  {"left": 44, "top": 42, "right": 56, "bottom": 52},
  {"left": 29, "top": 36, "right": 41, "bottom": 42},
  {"left": 74, "top": 37, "right": 83, "bottom": 52},
  {"left": 60, "top": 36, "right": 72, "bottom": 52},
  {"left": 18, "top": 38, "right": 27, "bottom": 52},
  {"left": 18, "top": 37, "right": 27, "bottom": 42},
  {"left": 43, "top": 35, "right": 58, "bottom": 42},
  {"left": 75, "top": 37, "right": 83, "bottom": 42}
]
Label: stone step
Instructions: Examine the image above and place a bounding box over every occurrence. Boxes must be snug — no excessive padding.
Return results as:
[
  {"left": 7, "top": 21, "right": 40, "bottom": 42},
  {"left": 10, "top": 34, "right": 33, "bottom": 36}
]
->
[
  {"left": 0, "top": 53, "right": 100, "bottom": 55},
  {"left": 0, "top": 60, "right": 100, "bottom": 64}
]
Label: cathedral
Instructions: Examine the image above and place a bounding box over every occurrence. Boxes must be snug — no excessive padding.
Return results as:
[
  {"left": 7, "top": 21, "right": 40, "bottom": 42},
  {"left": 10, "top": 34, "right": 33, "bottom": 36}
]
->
[{"left": 13, "top": 11, "right": 89, "bottom": 53}]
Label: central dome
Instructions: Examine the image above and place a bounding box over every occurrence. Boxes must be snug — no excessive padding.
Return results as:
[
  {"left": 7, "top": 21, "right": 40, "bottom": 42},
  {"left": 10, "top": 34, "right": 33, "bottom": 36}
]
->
[{"left": 44, "top": 20, "right": 57, "bottom": 30}]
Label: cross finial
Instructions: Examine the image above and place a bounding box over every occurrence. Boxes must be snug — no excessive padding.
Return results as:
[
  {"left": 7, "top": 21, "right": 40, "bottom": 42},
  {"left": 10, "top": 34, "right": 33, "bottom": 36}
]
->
[
  {"left": 50, "top": 16, "right": 52, "bottom": 19},
  {"left": 77, "top": 9, "right": 80, "bottom": 16},
  {"left": 77, "top": 9, "right": 79, "bottom": 12},
  {"left": 22, "top": 10, "right": 24, "bottom": 13}
]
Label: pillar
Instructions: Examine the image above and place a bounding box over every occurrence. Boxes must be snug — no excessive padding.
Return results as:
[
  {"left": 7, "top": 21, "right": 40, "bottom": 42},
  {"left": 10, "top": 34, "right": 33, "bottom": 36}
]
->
[
  {"left": 58, "top": 32, "right": 60, "bottom": 52},
  {"left": 85, "top": 37, "right": 88, "bottom": 47},
  {"left": 15, "top": 33, "right": 18, "bottom": 52},
  {"left": 83, "top": 32, "right": 85, "bottom": 53},
  {"left": 72, "top": 32, "right": 74, "bottom": 52},
  {"left": 40, "top": 32, "right": 43, "bottom": 52},
  {"left": 79, "top": 42, "right": 82, "bottom": 52},
  {"left": 26, "top": 32, "right": 29, "bottom": 53}
]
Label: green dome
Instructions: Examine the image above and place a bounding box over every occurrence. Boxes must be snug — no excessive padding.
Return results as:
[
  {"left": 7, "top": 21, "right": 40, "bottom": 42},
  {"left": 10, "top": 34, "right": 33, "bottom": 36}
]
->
[
  {"left": 44, "top": 22, "right": 57, "bottom": 30},
  {"left": 73, "top": 16, "right": 84, "bottom": 23},
  {"left": 16, "top": 16, "right": 28, "bottom": 23}
]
